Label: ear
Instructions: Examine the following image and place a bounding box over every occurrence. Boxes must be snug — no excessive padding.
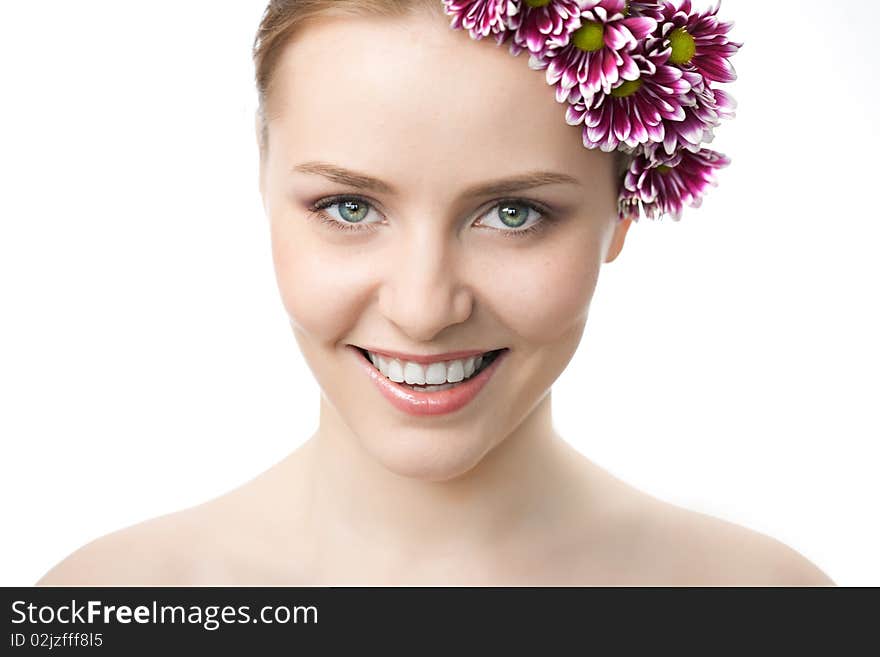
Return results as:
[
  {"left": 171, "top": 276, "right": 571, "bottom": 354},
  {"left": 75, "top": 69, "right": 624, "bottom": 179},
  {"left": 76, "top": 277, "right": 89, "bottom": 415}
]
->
[{"left": 604, "top": 217, "right": 632, "bottom": 263}]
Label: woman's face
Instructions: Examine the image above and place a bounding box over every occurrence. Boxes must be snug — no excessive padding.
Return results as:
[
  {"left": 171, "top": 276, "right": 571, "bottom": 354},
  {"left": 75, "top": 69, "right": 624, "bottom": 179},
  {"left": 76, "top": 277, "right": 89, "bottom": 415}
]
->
[{"left": 259, "top": 10, "right": 631, "bottom": 481}]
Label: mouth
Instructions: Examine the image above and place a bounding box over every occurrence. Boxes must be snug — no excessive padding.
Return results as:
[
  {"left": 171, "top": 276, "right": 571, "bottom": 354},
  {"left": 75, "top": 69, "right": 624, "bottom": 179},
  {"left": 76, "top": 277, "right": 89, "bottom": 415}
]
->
[
  {"left": 348, "top": 344, "right": 510, "bottom": 416},
  {"left": 353, "top": 346, "right": 508, "bottom": 392}
]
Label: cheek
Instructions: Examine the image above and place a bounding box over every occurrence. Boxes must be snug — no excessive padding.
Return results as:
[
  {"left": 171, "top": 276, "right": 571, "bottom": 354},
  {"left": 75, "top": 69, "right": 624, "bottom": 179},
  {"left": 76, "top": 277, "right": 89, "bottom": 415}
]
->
[
  {"left": 269, "top": 213, "right": 605, "bottom": 347},
  {"left": 485, "top": 236, "right": 603, "bottom": 344},
  {"left": 269, "top": 221, "right": 372, "bottom": 341}
]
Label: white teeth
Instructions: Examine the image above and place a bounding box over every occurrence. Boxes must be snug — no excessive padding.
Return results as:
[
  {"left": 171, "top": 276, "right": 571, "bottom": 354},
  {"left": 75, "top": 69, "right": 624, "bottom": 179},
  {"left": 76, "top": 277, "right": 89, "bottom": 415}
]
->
[
  {"left": 366, "top": 350, "right": 496, "bottom": 386},
  {"left": 385, "top": 357, "right": 404, "bottom": 383},
  {"left": 447, "top": 359, "right": 465, "bottom": 383},
  {"left": 425, "top": 362, "right": 447, "bottom": 385},
  {"left": 403, "top": 361, "right": 426, "bottom": 385}
]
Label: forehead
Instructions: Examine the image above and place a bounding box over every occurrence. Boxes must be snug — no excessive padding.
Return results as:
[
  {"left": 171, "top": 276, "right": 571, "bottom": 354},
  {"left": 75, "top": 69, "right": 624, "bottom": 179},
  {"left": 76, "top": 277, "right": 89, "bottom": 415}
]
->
[{"left": 266, "top": 11, "right": 611, "bottom": 192}]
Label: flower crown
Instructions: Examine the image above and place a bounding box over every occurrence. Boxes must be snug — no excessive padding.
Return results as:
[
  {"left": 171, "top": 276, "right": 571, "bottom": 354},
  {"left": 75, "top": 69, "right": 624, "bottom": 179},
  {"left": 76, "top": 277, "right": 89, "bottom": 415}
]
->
[{"left": 441, "top": 0, "right": 741, "bottom": 222}]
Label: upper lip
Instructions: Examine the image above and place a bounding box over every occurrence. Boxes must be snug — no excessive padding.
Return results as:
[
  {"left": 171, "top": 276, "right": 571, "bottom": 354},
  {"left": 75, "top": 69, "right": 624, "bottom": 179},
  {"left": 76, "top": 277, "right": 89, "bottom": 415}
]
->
[{"left": 353, "top": 345, "right": 503, "bottom": 365}]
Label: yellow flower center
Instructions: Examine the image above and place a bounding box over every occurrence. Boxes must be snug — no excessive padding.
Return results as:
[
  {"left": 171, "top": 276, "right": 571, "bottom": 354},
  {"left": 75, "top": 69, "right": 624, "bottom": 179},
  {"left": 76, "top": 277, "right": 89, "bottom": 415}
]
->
[
  {"left": 610, "top": 79, "right": 643, "bottom": 97},
  {"left": 525, "top": 0, "right": 552, "bottom": 6},
  {"left": 657, "top": 165, "right": 673, "bottom": 174},
  {"left": 668, "top": 28, "right": 696, "bottom": 65},
  {"left": 572, "top": 21, "right": 605, "bottom": 52}
]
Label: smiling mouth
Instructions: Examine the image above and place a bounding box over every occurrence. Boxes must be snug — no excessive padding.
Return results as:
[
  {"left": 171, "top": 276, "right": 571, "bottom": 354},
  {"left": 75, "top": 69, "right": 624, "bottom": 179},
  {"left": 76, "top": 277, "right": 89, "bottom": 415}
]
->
[{"left": 354, "top": 346, "right": 507, "bottom": 391}]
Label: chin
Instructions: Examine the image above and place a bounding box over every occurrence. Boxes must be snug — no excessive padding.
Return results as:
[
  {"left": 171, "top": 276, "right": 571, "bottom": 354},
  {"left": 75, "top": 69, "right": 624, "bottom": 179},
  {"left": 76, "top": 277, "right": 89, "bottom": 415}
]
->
[{"left": 357, "top": 426, "right": 497, "bottom": 483}]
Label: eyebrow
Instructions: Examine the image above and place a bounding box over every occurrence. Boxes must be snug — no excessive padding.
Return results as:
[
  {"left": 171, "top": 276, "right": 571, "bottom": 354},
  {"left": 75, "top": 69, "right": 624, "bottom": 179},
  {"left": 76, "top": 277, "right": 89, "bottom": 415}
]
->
[{"left": 291, "top": 161, "right": 582, "bottom": 198}]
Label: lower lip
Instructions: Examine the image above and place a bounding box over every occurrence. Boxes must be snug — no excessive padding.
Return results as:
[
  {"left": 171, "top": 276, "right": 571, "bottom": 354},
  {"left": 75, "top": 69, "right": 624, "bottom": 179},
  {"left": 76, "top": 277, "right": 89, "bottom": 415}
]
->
[{"left": 348, "top": 346, "right": 509, "bottom": 417}]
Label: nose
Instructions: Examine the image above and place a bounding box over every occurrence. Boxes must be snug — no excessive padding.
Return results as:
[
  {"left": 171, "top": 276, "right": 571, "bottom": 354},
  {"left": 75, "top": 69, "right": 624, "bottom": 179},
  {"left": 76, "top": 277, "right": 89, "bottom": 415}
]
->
[{"left": 377, "top": 223, "right": 474, "bottom": 343}]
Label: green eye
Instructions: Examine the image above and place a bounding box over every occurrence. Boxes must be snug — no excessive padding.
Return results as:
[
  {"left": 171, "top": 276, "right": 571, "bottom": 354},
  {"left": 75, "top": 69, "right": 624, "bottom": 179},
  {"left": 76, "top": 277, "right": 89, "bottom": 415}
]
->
[
  {"left": 497, "top": 202, "right": 531, "bottom": 229},
  {"left": 338, "top": 199, "right": 369, "bottom": 223},
  {"left": 308, "top": 195, "right": 555, "bottom": 239},
  {"left": 308, "top": 195, "right": 383, "bottom": 232},
  {"left": 477, "top": 199, "right": 553, "bottom": 238}
]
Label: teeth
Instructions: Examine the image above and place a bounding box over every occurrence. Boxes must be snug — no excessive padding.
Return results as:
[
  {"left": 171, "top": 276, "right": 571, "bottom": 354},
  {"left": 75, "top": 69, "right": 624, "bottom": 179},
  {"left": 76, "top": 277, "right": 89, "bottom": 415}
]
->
[
  {"left": 425, "top": 361, "right": 447, "bottom": 385},
  {"left": 404, "top": 362, "right": 426, "bottom": 385},
  {"left": 366, "top": 350, "right": 495, "bottom": 386},
  {"left": 447, "top": 359, "right": 464, "bottom": 383},
  {"left": 386, "top": 357, "right": 404, "bottom": 383}
]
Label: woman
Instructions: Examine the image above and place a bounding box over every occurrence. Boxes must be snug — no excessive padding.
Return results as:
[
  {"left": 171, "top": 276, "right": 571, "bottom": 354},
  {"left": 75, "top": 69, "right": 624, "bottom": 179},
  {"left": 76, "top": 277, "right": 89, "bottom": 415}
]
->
[{"left": 38, "top": 0, "right": 833, "bottom": 585}]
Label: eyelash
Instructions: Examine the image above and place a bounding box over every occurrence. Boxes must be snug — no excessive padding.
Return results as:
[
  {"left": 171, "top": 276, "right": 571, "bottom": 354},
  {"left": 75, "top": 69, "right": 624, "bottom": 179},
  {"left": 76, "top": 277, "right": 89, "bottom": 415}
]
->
[{"left": 306, "top": 195, "right": 556, "bottom": 239}]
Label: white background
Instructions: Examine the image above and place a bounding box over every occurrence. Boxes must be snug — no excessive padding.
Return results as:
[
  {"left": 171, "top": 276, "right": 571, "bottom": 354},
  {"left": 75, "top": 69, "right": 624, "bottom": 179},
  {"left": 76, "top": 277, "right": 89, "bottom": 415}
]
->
[{"left": 1, "top": 1, "right": 877, "bottom": 586}]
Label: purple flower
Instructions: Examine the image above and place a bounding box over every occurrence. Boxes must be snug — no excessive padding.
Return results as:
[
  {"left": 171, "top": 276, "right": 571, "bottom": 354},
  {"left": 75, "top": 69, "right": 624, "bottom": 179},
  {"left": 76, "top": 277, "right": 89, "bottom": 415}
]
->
[
  {"left": 619, "top": 146, "right": 731, "bottom": 221},
  {"left": 506, "top": 0, "right": 583, "bottom": 59},
  {"left": 565, "top": 38, "right": 694, "bottom": 152},
  {"left": 529, "top": 0, "right": 658, "bottom": 103},
  {"left": 658, "top": 0, "right": 741, "bottom": 83},
  {"left": 626, "top": 1, "right": 665, "bottom": 21},
  {"left": 442, "top": 0, "right": 518, "bottom": 45},
  {"left": 442, "top": 0, "right": 741, "bottom": 223},
  {"left": 659, "top": 69, "right": 737, "bottom": 154}
]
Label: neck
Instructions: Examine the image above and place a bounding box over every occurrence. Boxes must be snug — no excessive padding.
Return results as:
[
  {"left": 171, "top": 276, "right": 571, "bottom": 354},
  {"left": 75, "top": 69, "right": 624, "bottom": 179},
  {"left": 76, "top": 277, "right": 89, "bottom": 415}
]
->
[{"left": 300, "top": 391, "right": 586, "bottom": 564}]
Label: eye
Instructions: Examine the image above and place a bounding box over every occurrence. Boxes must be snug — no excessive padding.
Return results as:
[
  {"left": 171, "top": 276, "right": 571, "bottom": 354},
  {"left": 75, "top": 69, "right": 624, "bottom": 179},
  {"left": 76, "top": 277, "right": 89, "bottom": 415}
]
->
[
  {"left": 307, "top": 195, "right": 384, "bottom": 232},
  {"left": 474, "top": 199, "right": 553, "bottom": 238},
  {"left": 306, "top": 195, "right": 555, "bottom": 238}
]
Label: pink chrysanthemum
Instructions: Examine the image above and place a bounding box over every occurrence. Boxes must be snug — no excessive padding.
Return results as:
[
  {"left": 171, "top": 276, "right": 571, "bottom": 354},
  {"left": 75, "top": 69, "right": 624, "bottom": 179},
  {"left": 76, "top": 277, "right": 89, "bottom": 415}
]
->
[
  {"left": 626, "top": 1, "right": 665, "bottom": 21},
  {"left": 658, "top": 69, "right": 737, "bottom": 154},
  {"left": 529, "top": 0, "right": 658, "bottom": 103},
  {"left": 657, "top": 0, "right": 741, "bottom": 83},
  {"left": 618, "top": 146, "right": 730, "bottom": 221},
  {"left": 506, "top": 0, "right": 583, "bottom": 59},
  {"left": 565, "top": 39, "right": 694, "bottom": 152},
  {"left": 442, "top": 0, "right": 518, "bottom": 46},
  {"left": 442, "top": 0, "right": 741, "bottom": 222}
]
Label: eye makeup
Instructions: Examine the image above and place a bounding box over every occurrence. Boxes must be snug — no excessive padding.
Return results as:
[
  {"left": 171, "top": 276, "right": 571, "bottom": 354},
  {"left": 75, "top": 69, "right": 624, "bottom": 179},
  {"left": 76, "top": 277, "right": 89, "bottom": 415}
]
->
[{"left": 305, "top": 194, "right": 561, "bottom": 239}]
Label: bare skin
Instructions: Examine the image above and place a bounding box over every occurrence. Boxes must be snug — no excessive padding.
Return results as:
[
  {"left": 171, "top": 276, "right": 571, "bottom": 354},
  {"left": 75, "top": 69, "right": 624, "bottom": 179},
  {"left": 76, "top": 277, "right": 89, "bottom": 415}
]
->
[
  {"left": 38, "top": 432, "right": 833, "bottom": 585},
  {"left": 38, "top": 9, "right": 833, "bottom": 586}
]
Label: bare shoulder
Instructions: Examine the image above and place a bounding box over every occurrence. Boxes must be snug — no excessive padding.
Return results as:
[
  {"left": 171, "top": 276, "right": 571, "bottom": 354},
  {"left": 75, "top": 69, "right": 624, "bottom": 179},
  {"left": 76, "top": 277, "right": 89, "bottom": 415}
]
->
[
  {"left": 36, "top": 507, "right": 219, "bottom": 586},
  {"left": 37, "top": 451, "right": 316, "bottom": 586},
  {"left": 36, "top": 462, "right": 309, "bottom": 586},
  {"left": 635, "top": 498, "right": 836, "bottom": 586}
]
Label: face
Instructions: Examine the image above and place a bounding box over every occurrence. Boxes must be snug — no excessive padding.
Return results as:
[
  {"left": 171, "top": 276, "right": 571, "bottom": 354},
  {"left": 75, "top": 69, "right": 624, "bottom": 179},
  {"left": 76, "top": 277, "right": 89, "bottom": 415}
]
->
[{"left": 259, "top": 10, "right": 631, "bottom": 482}]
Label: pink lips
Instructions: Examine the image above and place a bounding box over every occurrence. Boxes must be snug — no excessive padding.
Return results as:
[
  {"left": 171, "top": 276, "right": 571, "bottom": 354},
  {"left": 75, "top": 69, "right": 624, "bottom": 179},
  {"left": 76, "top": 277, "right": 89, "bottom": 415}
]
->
[{"left": 349, "top": 346, "right": 508, "bottom": 416}]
